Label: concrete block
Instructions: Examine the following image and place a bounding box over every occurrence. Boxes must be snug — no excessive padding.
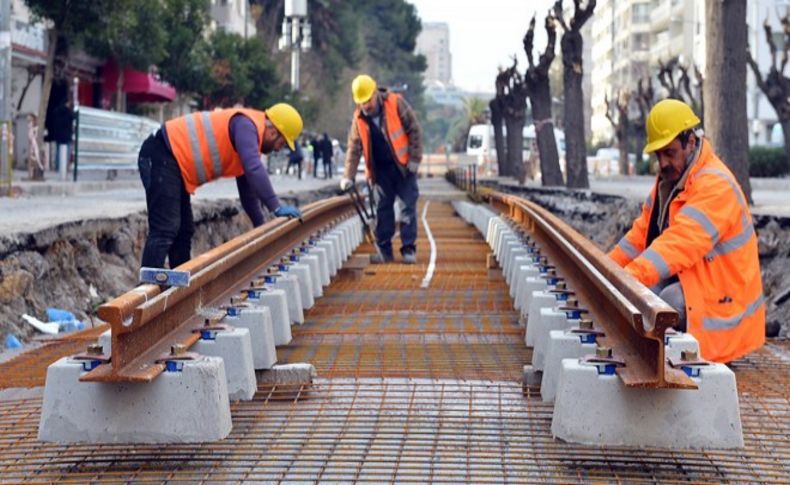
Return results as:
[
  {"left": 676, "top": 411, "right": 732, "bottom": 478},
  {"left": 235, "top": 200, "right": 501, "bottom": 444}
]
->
[
  {"left": 496, "top": 234, "right": 515, "bottom": 263},
  {"left": 256, "top": 363, "right": 317, "bottom": 386},
  {"left": 513, "top": 264, "right": 540, "bottom": 312},
  {"left": 325, "top": 233, "right": 345, "bottom": 265},
  {"left": 193, "top": 326, "right": 256, "bottom": 401},
  {"left": 248, "top": 289, "right": 291, "bottom": 346},
  {"left": 330, "top": 229, "right": 349, "bottom": 262},
  {"left": 38, "top": 355, "right": 232, "bottom": 443},
  {"left": 507, "top": 253, "right": 529, "bottom": 293},
  {"left": 310, "top": 246, "right": 332, "bottom": 286},
  {"left": 523, "top": 364, "right": 542, "bottom": 387},
  {"left": 665, "top": 331, "right": 700, "bottom": 362},
  {"left": 524, "top": 288, "right": 554, "bottom": 346},
  {"left": 486, "top": 217, "right": 505, "bottom": 247},
  {"left": 272, "top": 274, "right": 304, "bottom": 324},
  {"left": 531, "top": 307, "right": 578, "bottom": 370},
  {"left": 316, "top": 240, "right": 338, "bottom": 277},
  {"left": 551, "top": 358, "right": 744, "bottom": 449},
  {"left": 540, "top": 329, "right": 597, "bottom": 402},
  {"left": 299, "top": 253, "right": 324, "bottom": 298},
  {"left": 224, "top": 306, "right": 278, "bottom": 369},
  {"left": 285, "top": 262, "right": 315, "bottom": 310},
  {"left": 502, "top": 242, "right": 522, "bottom": 282}
]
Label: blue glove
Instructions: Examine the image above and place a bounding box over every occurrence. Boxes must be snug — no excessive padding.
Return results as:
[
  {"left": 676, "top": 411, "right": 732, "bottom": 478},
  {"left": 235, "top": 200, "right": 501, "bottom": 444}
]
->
[{"left": 274, "top": 205, "right": 302, "bottom": 219}]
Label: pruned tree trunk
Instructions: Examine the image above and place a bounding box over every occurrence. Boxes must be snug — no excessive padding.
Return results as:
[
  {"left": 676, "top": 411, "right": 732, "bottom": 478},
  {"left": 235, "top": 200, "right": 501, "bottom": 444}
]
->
[
  {"left": 704, "top": 0, "right": 752, "bottom": 203},
  {"left": 524, "top": 12, "right": 563, "bottom": 186},
  {"left": 115, "top": 67, "right": 125, "bottom": 112},
  {"left": 36, "top": 28, "right": 59, "bottom": 175},
  {"left": 746, "top": 14, "right": 790, "bottom": 162},
  {"left": 605, "top": 90, "right": 630, "bottom": 175},
  {"left": 489, "top": 98, "right": 507, "bottom": 176},
  {"left": 505, "top": 116, "right": 526, "bottom": 183},
  {"left": 555, "top": 0, "right": 595, "bottom": 188},
  {"left": 632, "top": 77, "right": 654, "bottom": 163},
  {"left": 499, "top": 58, "right": 529, "bottom": 180}
]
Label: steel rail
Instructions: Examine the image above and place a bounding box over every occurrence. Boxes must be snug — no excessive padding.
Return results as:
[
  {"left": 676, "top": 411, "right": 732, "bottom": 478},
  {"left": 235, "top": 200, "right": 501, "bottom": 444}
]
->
[
  {"left": 488, "top": 192, "right": 694, "bottom": 389},
  {"left": 84, "top": 196, "right": 356, "bottom": 383}
]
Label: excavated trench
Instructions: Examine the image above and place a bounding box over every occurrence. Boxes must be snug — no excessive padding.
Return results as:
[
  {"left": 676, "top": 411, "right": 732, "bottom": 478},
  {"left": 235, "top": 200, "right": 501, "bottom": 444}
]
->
[{"left": 2, "top": 180, "right": 788, "bottom": 344}]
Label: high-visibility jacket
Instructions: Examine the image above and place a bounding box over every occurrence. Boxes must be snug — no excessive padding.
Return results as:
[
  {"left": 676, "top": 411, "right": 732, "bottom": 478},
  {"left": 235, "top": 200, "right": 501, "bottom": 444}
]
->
[
  {"left": 165, "top": 109, "right": 267, "bottom": 193},
  {"left": 354, "top": 93, "right": 410, "bottom": 179},
  {"left": 608, "top": 139, "right": 765, "bottom": 363}
]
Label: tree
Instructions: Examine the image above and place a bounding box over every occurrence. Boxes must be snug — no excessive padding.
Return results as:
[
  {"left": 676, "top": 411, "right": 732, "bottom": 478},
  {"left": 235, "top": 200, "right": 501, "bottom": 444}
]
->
[
  {"left": 657, "top": 57, "right": 704, "bottom": 119},
  {"left": 746, "top": 14, "right": 790, "bottom": 161},
  {"left": 631, "top": 77, "right": 654, "bottom": 161},
  {"left": 524, "top": 12, "right": 563, "bottom": 186},
  {"left": 158, "top": 0, "right": 213, "bottom": 111},
  {"left": 24, "top": 0, "right": 103, "bottom": 166},
  {"left": 554, "top": 0, "right": 596, "bottom": 189},
  {"left": 490, "top": 67, "right": 508, "bottom": 176},
  {"left": 500, "top": 59, "right": 529, "bottom": 181},
  {"left": 81, "top": 0, "right": 167, "bottom": 111},
  {"left": 605, "top": 89, "right": 630, "bottom": 175},
  {"left": 704, "top": 0, "right": 752, "bottom": 203}
]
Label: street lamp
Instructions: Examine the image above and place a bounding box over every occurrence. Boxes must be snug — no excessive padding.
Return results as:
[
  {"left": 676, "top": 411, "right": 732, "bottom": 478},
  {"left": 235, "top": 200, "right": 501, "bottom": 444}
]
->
[{"left": 278, "top": 0, "right": 311, "bottom": 91}]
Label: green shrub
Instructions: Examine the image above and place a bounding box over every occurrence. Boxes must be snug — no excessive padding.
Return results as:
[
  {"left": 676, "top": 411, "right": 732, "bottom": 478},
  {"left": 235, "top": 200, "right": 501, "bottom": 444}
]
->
[{"left": 749, "top": 146, "right": 789, "bottom": 177}]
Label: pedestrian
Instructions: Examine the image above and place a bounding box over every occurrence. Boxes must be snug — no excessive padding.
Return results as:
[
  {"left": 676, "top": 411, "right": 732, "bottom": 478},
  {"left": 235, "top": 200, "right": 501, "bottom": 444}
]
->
[
  {"left": 310, "top": 136, "right": 322, "bottom": 178},
  {"left": 339, "top": 74, "right": 423, "bottom": 264},
  {"left": 50, "top": 100, "right": 74, "bottom": 181},
  {"left": 138, "top": 103, "right": 303, "bottom": 269},
  {"left": 287, "top": 138, "right": 304, "bottom": 179},
  {"left": 26, "top": 113, "right": 45, "bottom": 180},
  {"left": 320, "top": 132, "right": 333, "bottom": 179},
  {"left": 608, "top": 99, "right": 764, "bottom": 363}
]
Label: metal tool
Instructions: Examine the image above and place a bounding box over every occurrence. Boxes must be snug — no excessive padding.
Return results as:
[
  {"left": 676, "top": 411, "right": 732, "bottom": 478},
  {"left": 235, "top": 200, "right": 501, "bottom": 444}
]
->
[{"left": 139, "top": 267, "right": 191, "bottom": 287}]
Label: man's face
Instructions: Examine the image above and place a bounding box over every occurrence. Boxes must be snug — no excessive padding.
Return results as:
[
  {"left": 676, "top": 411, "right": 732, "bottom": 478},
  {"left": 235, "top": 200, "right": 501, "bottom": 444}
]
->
[
  {"left": 360, "top": 92, "right": 379, "bottom": 116},
  {"left": 655, "top": 135, "right": 695, "bottom": 183},
  {"left": 262, "top": 126, "right": 287, "bottom": 154}
]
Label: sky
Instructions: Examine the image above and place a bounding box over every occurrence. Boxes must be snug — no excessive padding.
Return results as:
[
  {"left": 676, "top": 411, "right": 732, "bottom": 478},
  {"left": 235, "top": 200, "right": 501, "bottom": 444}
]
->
[{"left": 407, "top": 0, "right": 555, "bottom": 94}]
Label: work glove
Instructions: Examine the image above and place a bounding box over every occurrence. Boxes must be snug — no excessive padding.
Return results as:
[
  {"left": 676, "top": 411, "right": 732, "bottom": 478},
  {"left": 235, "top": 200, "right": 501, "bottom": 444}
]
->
[
  {"left": 339, "top": 177, "right": 354, "bottom": 192},
  {"left": 407, "top": 161, "right": 420, "bottom": 174},
  {"left": 274, "top": 205, "right": 302, "bottom": 219}
]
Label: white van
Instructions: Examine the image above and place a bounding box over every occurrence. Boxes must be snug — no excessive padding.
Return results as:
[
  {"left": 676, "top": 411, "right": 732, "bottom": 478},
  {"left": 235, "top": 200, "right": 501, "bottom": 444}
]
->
[{"left": 466, "top": 123, "right": 565, "bottom": 172}]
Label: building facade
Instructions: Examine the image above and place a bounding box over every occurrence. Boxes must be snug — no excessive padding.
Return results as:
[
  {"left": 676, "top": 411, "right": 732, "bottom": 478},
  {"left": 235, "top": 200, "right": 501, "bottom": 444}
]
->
[
  {"left": 210, "top": 0, "right": 257, "bottom": 38},
  {"left": 416, "top": 22, "right": 452, "bottom": 86}
]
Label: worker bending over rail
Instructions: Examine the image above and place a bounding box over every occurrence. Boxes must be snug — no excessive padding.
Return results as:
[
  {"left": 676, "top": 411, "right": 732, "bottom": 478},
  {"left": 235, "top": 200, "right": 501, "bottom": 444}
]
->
[
  {"left": 608, "top": 99, "right": 765, "bottom": 363},
  {"left": 340, "top": 74, "right": 423, "bottom": 264},
  {"left": 138, "top": 103, "right": 304, "bottom": 269}
]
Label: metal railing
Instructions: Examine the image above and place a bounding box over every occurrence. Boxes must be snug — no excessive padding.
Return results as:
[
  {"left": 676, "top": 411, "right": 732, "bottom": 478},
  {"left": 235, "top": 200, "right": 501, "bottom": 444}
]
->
[{"left": 73, "top": 106, "right": 160, "bottom": 180}]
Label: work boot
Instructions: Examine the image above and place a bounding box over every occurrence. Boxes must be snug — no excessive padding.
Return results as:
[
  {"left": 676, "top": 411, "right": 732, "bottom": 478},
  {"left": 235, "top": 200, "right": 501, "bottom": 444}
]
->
[
  {"left": 401, "top": 250, "right": 417, "bottom": 265},
  {"left": 370, "top": 251, "right": 394, "bottom": 264}
]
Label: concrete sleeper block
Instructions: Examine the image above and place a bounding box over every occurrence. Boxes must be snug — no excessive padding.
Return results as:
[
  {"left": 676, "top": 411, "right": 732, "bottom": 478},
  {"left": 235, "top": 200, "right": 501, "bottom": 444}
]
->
[
  {"left": 38, "top": 356, "right": 232, "bottom": 444},
  {"left": 248, "top": 289, "right": 291, "bottom": 346},
  {"left": 223, "top": 306, "right": 278, "bottom": 369},
  {"left": 193, "top": 326, "right": 256, "bottom": 401}
]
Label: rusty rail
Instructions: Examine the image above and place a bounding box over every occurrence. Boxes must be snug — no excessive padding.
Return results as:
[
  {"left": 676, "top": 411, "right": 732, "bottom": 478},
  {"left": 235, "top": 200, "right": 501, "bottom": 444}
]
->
[
  {"left": 84, "top": 196, "right": 355, "bottom": 382},
  {"left": 488, "top": 192, "right": 694, "bottom": 389}
]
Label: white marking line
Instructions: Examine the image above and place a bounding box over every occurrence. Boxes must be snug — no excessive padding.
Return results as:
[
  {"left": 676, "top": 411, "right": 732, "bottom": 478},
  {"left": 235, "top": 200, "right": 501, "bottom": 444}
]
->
[{"left": 420, "top": 200, "right": 437, "bottom": 289}]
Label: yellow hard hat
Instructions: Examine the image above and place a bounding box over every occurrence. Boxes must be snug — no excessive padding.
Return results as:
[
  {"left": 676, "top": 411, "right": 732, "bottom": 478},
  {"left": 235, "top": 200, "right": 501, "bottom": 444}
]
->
[
  {"left": 351, "top": 74, "right": 377, "bottom": 104},
  {"left": 265, "top": 103, "right": 303, "bottom": 150},
  {"left": 644, "top": 98, "right": 701, "bottom": 153}
]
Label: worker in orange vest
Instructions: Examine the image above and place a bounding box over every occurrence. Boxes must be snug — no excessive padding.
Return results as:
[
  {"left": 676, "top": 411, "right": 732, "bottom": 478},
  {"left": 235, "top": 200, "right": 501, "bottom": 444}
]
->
[
  {"left": 340, "top": 74, "right": 423, "bottom": 264},
  {"left": 608, "top": 99, "right": 765, "bottom": 363},
  {"left": 138, "top": 103, "right": 304, "bottom": 269}
]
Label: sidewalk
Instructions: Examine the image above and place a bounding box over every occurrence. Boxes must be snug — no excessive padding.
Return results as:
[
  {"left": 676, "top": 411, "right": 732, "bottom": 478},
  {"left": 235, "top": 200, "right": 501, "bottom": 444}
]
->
[{"left": 0, "top": 169, "right": 340, "bottom": 237}]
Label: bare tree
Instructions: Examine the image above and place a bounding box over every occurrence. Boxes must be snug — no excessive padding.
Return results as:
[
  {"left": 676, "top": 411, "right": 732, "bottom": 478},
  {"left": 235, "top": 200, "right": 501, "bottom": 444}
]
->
[
  {"left": 605, "top": 89, "right": 630, "bottom": 175},
  {"left": 657, "top": 57, "right": 704, "bottom": 120},
  {"left": 501, "top": 58, "right": 529, "bottom": 182},
  {"left": 524, "top": 12, "right": 564, "bottom": 186},
  {"left": 746, "top": 14, "right": 790, "bottom": 160},
  {"left": 554, "top": 0, "right": 596, "bottom": 189},
  {"left": 705, "top": 0, "right": 752, "bottom": 204},
  {"left": 630, "top": 77, "right": 655, "bottom": 163},
  {"left": 490, "top": 67, "right": 509, "bottom": 176}
]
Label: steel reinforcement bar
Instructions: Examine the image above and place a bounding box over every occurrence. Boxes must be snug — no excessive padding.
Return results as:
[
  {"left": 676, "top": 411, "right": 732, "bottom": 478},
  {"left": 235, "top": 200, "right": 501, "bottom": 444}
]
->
[
  {"left": 83, "top": 196, "right": 356, "bottom": 383},
  {"left": 488, "top": 192, "right": 694, "bottom": 389}
]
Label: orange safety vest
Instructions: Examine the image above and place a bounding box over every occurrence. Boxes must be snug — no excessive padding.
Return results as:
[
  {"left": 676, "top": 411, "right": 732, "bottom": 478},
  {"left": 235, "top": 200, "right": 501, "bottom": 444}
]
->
[
  {"left": 165, "top": 108, "right": 267, "bottom": 194},
  {"left": 354, "top": 93, "right": 410, "bottom": 179},
  {"left": 608, "top": 139, "right": 764, "bottom": 363}
]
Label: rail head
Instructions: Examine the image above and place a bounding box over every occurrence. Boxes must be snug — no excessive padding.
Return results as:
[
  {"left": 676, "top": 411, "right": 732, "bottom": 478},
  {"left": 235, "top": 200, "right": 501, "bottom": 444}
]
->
[
  {"left": 87, "top": 196, "right": 355, "bottom": 382},
  {"left": 488, "top": 192, "right": 693, "bottom": 389}
]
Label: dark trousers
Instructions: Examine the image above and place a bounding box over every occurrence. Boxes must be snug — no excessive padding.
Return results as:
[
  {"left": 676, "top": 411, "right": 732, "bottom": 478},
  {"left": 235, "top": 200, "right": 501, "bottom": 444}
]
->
[
  {"left": 287, "top": 159, "right": 302, "bottom": 179},
  {"left": 373, "top": 162, "right": 419, "bottom": 256},
  {"left": 323, "top": 158, "right": 333, "bottom": 179},
  {"left": 138, "top": 131, "right": 194, "bottom": 269}
]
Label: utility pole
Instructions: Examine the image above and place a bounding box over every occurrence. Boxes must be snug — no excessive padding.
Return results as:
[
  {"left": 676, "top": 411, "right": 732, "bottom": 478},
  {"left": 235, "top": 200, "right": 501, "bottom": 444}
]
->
[
  {"left": 278, "top": 0, "right": 311, "bottom": 91},
  {"left": 0, "top": 0, "right": 12, "bottom": 194}
]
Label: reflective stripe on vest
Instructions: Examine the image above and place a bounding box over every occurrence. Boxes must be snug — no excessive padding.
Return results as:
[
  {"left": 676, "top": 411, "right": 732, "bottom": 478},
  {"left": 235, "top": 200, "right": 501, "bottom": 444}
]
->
[
  {"left": 703, "top": 294, "right": 765, "bottom": 331},
  {"left": 617, "top": 236, "right": 640, "bottom": 260},
  {"left": 642, "top": 247, "right": 671, "bottom": 280},
  {"left": 695, "top": 168, "right": 756, "bottom": 260}
]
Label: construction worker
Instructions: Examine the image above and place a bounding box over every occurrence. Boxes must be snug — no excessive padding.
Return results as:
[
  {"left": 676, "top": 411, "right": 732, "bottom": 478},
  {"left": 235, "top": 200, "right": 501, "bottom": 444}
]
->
[
  {"left": 340, "top": 74, "right": 423, "bottom": 264},
  {"left": 138, "top": 103, "right": 304, "bottom": 269},
  {"left": 608, "top": 99, "right": 764, "bottom": 363}
]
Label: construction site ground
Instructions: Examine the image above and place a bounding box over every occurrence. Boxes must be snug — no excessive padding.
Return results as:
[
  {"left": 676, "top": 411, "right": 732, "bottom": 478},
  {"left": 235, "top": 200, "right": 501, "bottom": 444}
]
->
[{"left": 0, "top": 178, "right": 788, "bottom": 483}]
